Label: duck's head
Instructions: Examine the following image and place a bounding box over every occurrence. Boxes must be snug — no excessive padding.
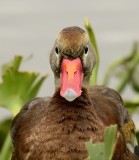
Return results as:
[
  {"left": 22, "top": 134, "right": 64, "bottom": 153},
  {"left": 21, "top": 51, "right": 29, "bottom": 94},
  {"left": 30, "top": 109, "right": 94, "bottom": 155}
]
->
[{"left": 50, "top": 26, "right": 96, "bottom": 102}]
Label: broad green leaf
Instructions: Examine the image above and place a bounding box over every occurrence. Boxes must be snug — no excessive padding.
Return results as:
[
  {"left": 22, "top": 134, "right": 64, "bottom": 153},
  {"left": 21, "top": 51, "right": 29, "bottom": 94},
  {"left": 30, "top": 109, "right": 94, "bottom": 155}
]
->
[
  {"left": 0, "top": 55, "right": 48, "bottom": 115},
  {"left": 86, "top": 125, "right": 117, "bottom": 160},
  {"left": 104, "top": 125, "right": 117, "bottom": 160},
  {"left": 86, "top": 141, "right": 104, "bottom": 160}
]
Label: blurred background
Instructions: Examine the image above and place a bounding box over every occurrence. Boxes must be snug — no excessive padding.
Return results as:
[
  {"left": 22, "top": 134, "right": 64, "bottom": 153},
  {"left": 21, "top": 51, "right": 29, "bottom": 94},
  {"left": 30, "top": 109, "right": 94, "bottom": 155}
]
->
[{"left": 0, "top": 0, "right": 139, "bottom": 142}]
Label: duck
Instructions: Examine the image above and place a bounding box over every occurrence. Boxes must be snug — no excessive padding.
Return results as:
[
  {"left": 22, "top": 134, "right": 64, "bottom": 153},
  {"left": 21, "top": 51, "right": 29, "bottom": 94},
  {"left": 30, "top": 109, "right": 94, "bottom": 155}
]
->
[{"left": 11, "top": 26, "right": 139, "bottom": 160}]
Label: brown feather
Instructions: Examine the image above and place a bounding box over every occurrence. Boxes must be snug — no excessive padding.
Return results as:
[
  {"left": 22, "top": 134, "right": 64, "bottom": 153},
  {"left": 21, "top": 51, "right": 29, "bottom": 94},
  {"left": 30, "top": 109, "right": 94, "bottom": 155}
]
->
[{"left": 11, "top": 88, "right": 138, "bottom": 160}]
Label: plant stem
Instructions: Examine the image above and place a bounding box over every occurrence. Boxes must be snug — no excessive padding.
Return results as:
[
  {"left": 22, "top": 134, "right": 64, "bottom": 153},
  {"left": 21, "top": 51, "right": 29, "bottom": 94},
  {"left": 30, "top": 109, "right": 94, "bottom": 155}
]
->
[
  {"left": 124, "top": 94, "right": 139, "bottom": 109},
  {"left": 84, "top": 18, "right": 99, "bottom": 86},
  {"left": 116, "top": 47, "right": 139, "bottom": 93},
  {"left": 0, "top": 132, "right": 11, "bottom": 160},
  {"left": 102, "top": 44, "right": 136, "bottom": 86}
]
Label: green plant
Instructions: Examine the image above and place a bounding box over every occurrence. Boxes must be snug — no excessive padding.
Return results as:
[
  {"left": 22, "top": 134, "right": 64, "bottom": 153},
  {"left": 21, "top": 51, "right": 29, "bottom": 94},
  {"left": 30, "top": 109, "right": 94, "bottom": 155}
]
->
[
  {"left": 86, "top": 125, "right": 117, "bottom": 160},
  {"left": 84, "top": 18, "right": 139, "bottom": 158},
  {"left": 0, "top": 55, "right": 48, "bottom": 160},
  {"left": 103, "top": 43, "right": 139, "bottom": 112},
  {"left": 85, "top": 18, "right": 99, "bottom": 86}
]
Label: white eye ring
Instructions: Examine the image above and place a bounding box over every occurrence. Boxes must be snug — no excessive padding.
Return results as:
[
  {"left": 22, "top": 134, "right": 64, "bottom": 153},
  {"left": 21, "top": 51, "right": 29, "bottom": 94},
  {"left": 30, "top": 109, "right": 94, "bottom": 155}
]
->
[
  {"left": 55, "top": 47, "right": 59, "bottom": 54},
  {"left": 84, "top": 46, "right": 88, "bottom": 54}
]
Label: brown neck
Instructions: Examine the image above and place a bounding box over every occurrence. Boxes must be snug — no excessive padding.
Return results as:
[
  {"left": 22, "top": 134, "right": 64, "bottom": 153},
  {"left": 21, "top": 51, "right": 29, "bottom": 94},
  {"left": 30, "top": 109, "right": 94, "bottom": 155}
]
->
[
  {"left": 50, "top": 88, "right": 100, "bottom": 120},
  {"left": 52, "top": 88, "right": 91, "bottom": 106},
  {"left": 47, "top": 87, "right": 104, "bottom": 137}
]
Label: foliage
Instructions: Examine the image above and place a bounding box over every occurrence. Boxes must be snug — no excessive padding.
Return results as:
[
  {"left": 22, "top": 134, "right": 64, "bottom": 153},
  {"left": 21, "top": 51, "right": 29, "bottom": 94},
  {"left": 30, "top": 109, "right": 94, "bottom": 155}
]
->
[
  {"left": 102, "top": 42, "right": 139, "bottom": 113},
  {"left": 0, "top": 55, "right": 48, "bottom": 160},
  {"left": 85, "top": 18, "right": 139, "bottom": 159},
  {"left": 85, "top": 18, "right": 99, "bottom": 86},
  {"left": 86, "top": 125, "right": 117, "bottom": 160},
  {"left": 0, "top": 55, "right": 47, "bottom": 116}
]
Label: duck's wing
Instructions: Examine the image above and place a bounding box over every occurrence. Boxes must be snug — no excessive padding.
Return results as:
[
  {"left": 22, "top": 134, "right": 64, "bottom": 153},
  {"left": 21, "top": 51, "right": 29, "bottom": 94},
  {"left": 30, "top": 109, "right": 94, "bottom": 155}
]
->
[
  {"left": 11, "top": 97, "right": 51, "bottom": 160},
  {"left": 89, "top": 85, "right": 139, "bottom": 157}
]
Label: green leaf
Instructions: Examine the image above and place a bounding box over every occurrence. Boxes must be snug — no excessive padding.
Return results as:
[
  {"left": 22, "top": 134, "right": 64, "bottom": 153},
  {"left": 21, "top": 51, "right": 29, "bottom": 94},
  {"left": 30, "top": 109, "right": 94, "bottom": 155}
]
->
[
  {"left": 86, "top": 125, "right": 117, "bottom": 160},
  {"left": 84, "top": 18, "right": 99, "bottom": 86},
  {"left": 86, "top": 141, "right": 104, "bottom": 160},
  {"left": 102, "top": 43, "right": 139, "bottom": 94},
  {"left": 26, "top": 75, "right": 48, "bottom": 101},
  {"left": 124, "top": 96, "right": 139, "bottom": 113},
  {"left": 0, "top": 133, "right": 12, "bottom": 160},
  {"left": 104, "top": 125, "right": 117, "bottom": 160},
  {"left": 132, "top": 63, "right": 139, "bottom": 92},
  {"left": 136, "top": 132, "right": 139, "bottom": 144},
  {"left": 0, "top": 118, "right": 12, "bottom": 149},
  {"left": 0, "top": 55, "right": 47, "bottom": 116}
]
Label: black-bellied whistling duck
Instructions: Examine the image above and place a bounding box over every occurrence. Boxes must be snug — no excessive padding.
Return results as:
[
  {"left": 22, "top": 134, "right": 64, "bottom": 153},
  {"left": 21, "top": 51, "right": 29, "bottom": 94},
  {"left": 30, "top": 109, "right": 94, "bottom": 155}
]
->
[{"left": 11, "top": 27, "right": 139, "bottom": 160}]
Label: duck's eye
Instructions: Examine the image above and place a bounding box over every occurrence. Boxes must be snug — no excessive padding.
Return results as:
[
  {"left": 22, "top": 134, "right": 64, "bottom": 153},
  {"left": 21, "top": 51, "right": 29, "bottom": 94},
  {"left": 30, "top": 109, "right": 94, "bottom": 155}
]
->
[
  {"left": 84, "top": 46, "right": 88, "bottom": 54},
  {"left": 55, "top": 47, "right": 59, "bottom": 54}
]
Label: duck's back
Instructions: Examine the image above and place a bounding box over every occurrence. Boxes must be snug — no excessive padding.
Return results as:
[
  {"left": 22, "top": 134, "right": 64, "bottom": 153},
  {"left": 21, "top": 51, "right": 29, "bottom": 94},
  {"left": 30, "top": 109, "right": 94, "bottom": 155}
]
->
[
  {"left": 89, "top": 85, "right": 130, "bottom": 127},
  {"left": 89, "top": 86, "right": 139, "bottom": 160}
]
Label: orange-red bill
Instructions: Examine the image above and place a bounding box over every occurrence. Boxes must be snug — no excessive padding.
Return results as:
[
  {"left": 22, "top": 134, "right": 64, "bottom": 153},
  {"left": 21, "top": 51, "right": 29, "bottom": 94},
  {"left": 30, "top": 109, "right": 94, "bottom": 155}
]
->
[{"left": 60, "top": 58, "right": 83, "bottom": 101}]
